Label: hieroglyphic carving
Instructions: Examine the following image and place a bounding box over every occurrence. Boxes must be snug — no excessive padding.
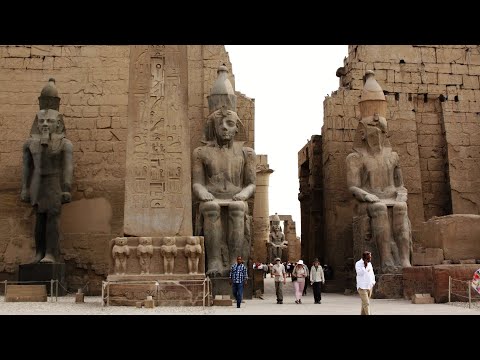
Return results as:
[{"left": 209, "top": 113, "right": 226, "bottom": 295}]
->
[{"left": 125, "top": 46, "right": 192, "bottom": 236}]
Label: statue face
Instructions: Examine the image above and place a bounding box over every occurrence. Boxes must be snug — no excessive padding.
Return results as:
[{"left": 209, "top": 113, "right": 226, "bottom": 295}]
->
[
  {"left": 116, "top": 237, "right": 127, "bottom": 246},
  {"left": 215, "top": 112, "right": 238, "bottom": 142},
  {"left": 37, "top": 109, "right": 60, "bottom": 134}
]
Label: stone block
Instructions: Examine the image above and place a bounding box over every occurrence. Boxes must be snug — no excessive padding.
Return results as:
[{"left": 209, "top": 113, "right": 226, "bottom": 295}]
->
[
  {"left": 144, "top": 299, "right": 155, "bottom": 308},
  {"left": 75, "top": 293, "right": 85, "bottom": 303},
  {"left": 18, "top": 263, "right": 67, "bottom": 296},
  {"left": 412, "top": 293, "right": 435, "bottom": 304},
  {"left": 213, "top": 298, "right": 233, "bottom": 306},
  {"left": 425, "top": 248, "right": 444, "bottom": 265},
  {"left": 5, "top": 285, "right": 47, "bottom": 302}
]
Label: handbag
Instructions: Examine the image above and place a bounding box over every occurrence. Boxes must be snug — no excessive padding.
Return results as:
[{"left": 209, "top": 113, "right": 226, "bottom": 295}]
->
[{"left": 291, "top": 275, "right": 297, "bottom": 282}]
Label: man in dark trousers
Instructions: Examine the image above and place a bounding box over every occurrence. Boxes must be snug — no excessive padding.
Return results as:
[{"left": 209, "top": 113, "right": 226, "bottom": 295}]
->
[
  {"left": 229, "top": 256, "right": 248, "bottom": 308},
  {"left": 309, "top": 258, "right": 325, "bottom": 304}
]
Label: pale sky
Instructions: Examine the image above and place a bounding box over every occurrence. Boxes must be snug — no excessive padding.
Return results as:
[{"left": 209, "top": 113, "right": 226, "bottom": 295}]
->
[{"left": 225, "top": 45, "right": 349, "bottom": 235}]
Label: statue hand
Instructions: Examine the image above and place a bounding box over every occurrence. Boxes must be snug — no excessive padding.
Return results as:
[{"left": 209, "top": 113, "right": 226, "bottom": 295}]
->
[
  {"left": 396, "top": 191, "right": 408, "bottom": 202},
  {"left": 61, "top": 192, "right": 71, "bottom": 203},
  {"left": 365, "top": 194, "right": 380, "bottom": 203},
  {"left": 199, "top": 190, "right": 215, "bottom": 202},
  {"left": 20, "top": 188, "right": 30, "bottom": 203},
  {"left": 232, "top": 192, "right": 248, "bottom": 201}
]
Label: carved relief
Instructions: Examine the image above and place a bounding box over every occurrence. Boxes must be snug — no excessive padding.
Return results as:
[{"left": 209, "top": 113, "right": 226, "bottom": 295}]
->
[
  {"left": 184, "top": 237, "right": 202, "bottom": 275},
  {"left": 112, "top": 237, "right": 130, "bottom": 275},
  {"left": 125, "top": 45, "right": 192, "bottom": 236},
  {"left": 136, "top": 237, "right": 154, "bottom": 274},
  {"left": 160, "top": 237, "right": 177, "bottom": 274}
]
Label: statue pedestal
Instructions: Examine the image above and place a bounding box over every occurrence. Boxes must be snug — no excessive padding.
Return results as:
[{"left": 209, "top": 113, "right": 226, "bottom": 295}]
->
[
  {"left": 106, "top": 236, "right": 207, "bottom": 306},
  {"left": 252, "top": 268, "right": 264, "bottom": 295},
  {"left": 372, "top": 273, "right": 404, "bottom": 299},
  {"left": 105, "top": 274, "right": 208, "bottom": 306},
  {"left": 209, "top": 277, "right": 253, "bottom": 300},
  {"left": 18, "top": 263, "right": 67, "bottom": 296}
]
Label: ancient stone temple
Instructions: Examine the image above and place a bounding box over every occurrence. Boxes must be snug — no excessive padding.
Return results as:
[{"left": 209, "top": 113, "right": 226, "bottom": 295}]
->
[
  {"left": 300, "top": 45, "right": 480, "bottom": 299},
  {"left": 0, "top": 46, "right": 255, "bottom": 300}
]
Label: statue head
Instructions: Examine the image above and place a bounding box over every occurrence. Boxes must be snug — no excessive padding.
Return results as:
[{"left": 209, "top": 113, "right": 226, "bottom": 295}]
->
[
  {"left": 272, "top": 224, "right": 281, "bottom": 233},
  {"left": 205, "top": 106, "right": 242, "bottom": 145},
  {"left": 138, "top": 237, "right": 152, "bottom": 246},
  {"left": 163, "top": 237, "right": 175, "bottom": 246},
  {"left": 115, "top": 237, "right": 128, "bottom": 246},
  {"left": 354, "top": 71, "right": 391, "bottom": 154},
  {"left": 38, "top": 78, "right": 60, "bottom": 111},
  {"left": 187, "top": 237, "right": 200, "bottom": 245}
]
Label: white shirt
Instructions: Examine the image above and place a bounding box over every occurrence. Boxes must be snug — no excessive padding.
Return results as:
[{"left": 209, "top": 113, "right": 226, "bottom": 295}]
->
[{"left": 355, "top": 259, "right": 376, "bottom": 290}]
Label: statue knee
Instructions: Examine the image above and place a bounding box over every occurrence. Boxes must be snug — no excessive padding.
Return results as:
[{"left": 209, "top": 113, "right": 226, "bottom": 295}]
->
[
  {"left": 393, "top": 202, "right": 408, "bottom": 215},
  {"left": 367, "top": 202, "right": 387, "bottom": 217},
  {"left": 200, "top": 202, "right": 221, "bottom": 220},
  {"left": 228, "top": 201, "right": 245, "bottom": 216}
]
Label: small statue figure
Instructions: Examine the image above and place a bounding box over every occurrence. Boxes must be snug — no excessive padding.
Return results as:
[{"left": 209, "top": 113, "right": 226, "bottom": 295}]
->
[
  {"left": 160, "top": 237, "right": 177, "bottom": 274},
  {"left": 21, "top": 78, "right": 73, "bottom": 263},
  {"left": 184, "top": 237, "right": 202, "bottom": 274},
  {"left": 136, "top": 237, "right": 154, "bottom": 274},
  {"left": 269, "top": 224, "right": 287, "bottom": 262},
  {"left": 112, "top": 237, "right": 130, "bottom": 275}
]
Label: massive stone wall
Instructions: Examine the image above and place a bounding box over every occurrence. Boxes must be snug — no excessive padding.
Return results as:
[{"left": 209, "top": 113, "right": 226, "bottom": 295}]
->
[
  {"left": 0, "top": 45, "right": 254, "bottom": 293},
  {"left": 319, "top": 45, "right": 480, "bottom": 287}
]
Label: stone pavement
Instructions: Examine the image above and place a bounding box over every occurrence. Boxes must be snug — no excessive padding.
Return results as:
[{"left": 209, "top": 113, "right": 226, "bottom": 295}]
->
[{"left": 0, "top": 276, "right": 478, "bottom": 315}]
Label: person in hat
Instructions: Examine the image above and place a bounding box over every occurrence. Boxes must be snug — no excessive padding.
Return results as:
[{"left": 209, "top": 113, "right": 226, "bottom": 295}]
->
[
  {"left": 271, "top": 257, "right": 286, "bottom": 304},
  {"left": 292, "top": 260, "right": 309, "bottom": 304},
  {"left": 310, "top": 258, "right": 325, "bottom": 304}
]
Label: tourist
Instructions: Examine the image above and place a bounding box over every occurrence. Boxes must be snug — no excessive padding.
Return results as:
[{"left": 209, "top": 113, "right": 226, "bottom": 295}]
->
[
  {"left": 355, "top": 251, "right": 376, "bottom": 315},
  {"left": 292, "top": 260, "right": 308, "bottom": 304},
  {"left": 310, "top": 258, "right": 325, "bottom": 304},
  {"left": 229, "top": 256, "right": 248, "bottom": 308},
  {"left": 271, "top": 257, "right": 286, "bottom": 304}
]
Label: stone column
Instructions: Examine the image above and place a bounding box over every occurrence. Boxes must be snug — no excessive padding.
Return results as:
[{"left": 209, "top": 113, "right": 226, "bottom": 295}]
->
[{"left": 253, "top": 155, "right": 273, "bottom": 263}]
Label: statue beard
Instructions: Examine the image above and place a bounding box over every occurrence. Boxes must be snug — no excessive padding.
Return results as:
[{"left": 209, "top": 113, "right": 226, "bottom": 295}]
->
[{"left": 40, "top": 127, "right": 50, "bottom": 146}]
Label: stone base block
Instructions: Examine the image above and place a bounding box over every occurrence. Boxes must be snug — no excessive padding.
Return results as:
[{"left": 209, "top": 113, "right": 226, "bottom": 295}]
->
[
  {"left": 5, "top": 285, "right": 47, "bottom": 302},
  {"left": 144, "top": 299, "right": 155, "bottom": 308},
  {"left": 18, "top": 263, "right": 67, "bottom": 296},
  {"left": 105, "top": 275, "right": 209, "bottom": 306},
  {"left": 372, "top": 274, "right": 404, "bottom": 299},
  {"left": 213, "top": 298, "right": 233, "bottom": 306},
  {"left": 75, "top": 293, "right": 85, "bottom": 303},
  {"left": 210, "top": 278, "right": 253, "bottom": 299},
  {"left": 412, "top": 293, "right": 435, "bottom": 304}
]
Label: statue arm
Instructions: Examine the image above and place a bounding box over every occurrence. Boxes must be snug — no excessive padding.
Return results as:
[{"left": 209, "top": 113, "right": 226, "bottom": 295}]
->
[
  {"left": 393, "top": 152, "right": 408, "bottom": 201},
  {"left": 62, "top": 140, "right": 73, "bottom": 202},
  {"left": 233, "top": 147, "right": 256, "bottom": 201},
  {"left": 21, "top": 141, "right": 32, "bottom": 202},
  {"left": 192, "top": 147, "right": 214, "bottom": 201},
  {"left": 346, "top": 153, "right": 375, "bottom": 202}
]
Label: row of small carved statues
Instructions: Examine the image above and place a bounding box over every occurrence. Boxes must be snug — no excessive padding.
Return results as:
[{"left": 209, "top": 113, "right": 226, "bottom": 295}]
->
[{"left": 112, "top": 237, "right": 202, "bottom": 275}]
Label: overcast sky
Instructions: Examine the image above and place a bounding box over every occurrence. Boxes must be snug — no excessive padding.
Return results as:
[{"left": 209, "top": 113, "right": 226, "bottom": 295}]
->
[{"left": 225, "top": 45, "right": 349, "bottom": 235}]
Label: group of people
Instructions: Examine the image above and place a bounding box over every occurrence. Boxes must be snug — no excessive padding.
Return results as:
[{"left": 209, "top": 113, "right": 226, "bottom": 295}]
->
[
  {"left": 273, "top": 258, "right": 326, "bottom": 304},
  {"left": 229, "top": 251, "right": 378, "bottom": 315}
]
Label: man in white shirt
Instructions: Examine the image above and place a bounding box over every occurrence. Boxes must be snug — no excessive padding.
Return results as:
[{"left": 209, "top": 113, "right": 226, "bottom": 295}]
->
[{"left": 355, "top": 251, "right": 376, "bottom": 315}]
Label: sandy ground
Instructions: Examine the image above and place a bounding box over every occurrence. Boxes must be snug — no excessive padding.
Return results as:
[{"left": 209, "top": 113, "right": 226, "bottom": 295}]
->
[{"left": 0, "top": 277, "right": 478, "bottom": 315}]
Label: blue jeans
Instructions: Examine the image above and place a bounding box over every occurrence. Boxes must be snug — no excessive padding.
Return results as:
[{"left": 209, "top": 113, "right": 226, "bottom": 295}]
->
[{"left": 232, "top": 282, "right": 244, "bottom": 307}]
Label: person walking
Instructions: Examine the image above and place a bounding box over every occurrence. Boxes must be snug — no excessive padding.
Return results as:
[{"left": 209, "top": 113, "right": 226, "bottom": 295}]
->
[
  {"left": 355, "top": 251, "right": 376, "bottom": 315},
  {"left": 271, "top": 257, "right": 286, "bottom": 304},
  {"left": 229, "top": 255, "right": 248, "bottom": 308},
  {"left": 310, "top": 258, "right": 325, "bottom": 304},
  {"left": 292, "top": 260, "right": 308, "bottom": 304}
]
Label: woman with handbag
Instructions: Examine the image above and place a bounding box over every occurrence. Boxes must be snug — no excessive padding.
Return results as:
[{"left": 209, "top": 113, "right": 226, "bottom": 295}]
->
[{"left": 292, "top": 260, "right": 309, "bottom": 304}]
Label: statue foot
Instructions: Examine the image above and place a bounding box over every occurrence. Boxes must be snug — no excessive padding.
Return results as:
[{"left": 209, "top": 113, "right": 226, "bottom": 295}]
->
[
  {"left": 381, "top": 264, "right": 399, "bottom": 274},
  {"left": 40, "top": 254, "right": 56, "bottom": 263},
  {"left": 401, "top": 260, "right": 411, "bottom": 268},
  {"left": 206, "top": 268, "right": 222, "bottom": 277},
  {"left": 33, "top": 252, "right": 43, "bottom": 264}
]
